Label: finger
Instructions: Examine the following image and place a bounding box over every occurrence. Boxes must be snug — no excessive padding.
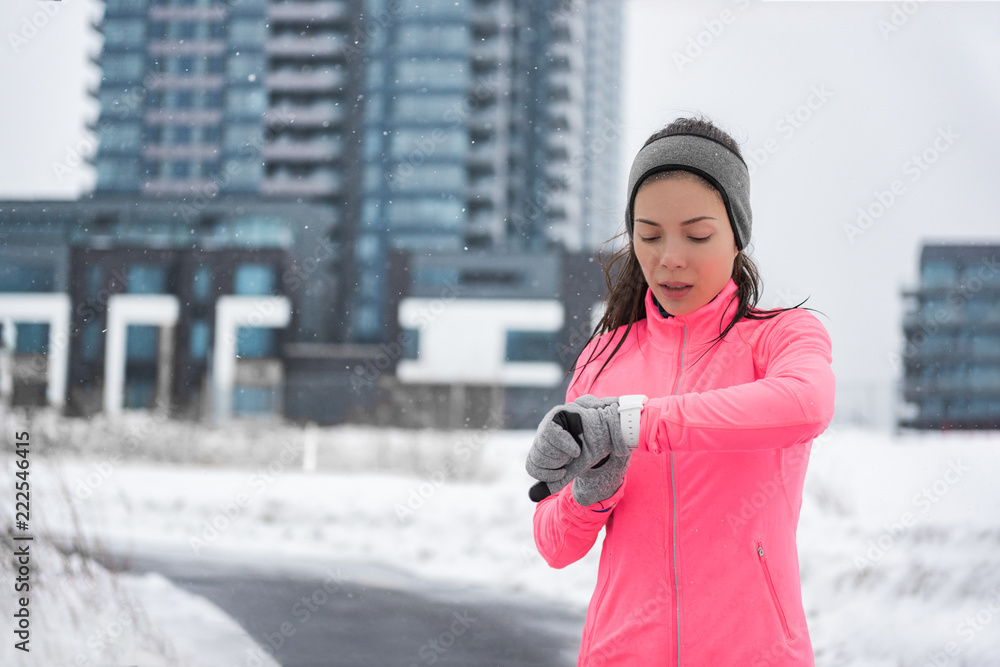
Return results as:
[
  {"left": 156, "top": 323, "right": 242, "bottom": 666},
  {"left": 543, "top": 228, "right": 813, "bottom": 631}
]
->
[
  {"left": 552, "top": 410, "right": 584, "bottom": 445},
  {"left": 528, "top": 447, "right": 572, "bottom": 471},
  {"left": 525, "top": 462, "right": 567, "bottom": 483},
  {"left": 538, "top": 424, "right": 582, "bottom": 458},
  {"left": 544, "top": 475, "right": 570, "bottom": 496}
]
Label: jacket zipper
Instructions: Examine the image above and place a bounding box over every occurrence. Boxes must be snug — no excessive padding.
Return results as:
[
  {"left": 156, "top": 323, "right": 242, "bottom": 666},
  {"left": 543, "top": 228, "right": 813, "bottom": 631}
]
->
[
  {"left": 670, "top": 326, "right": 687, "bottom": 666},
  {"left": 756, "top": 540, "right": 792, "bottom": 639}
]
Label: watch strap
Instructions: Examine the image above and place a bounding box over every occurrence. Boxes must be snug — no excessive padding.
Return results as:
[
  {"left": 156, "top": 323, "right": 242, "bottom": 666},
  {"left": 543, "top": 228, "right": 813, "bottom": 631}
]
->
[{"left": 618, "top": 394, "right": 648, "bottom": 450}]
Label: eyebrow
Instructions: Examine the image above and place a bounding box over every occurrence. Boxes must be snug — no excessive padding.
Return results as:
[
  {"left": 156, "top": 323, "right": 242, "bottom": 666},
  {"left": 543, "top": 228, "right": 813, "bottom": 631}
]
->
[{"left": 634, "top": 216, "right": 717, "bottom": 228}]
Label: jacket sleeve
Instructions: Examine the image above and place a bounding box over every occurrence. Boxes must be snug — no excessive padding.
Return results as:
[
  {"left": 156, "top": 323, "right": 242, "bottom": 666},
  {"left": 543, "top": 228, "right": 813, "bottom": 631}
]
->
[
  {"left": 639, "top": 309, "right": 835, "bottom": 453},
  {"left": 531, "top": 336, "right": 623, "bottom": 569}
]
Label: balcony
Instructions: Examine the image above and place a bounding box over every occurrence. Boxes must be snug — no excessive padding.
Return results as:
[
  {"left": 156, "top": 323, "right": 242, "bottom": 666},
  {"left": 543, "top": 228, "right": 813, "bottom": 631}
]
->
[
  {"left": 145, "top": 109, "right": 225, "bottom": 125},
  {"left": 268, "top": 1, "right": 349, "bottom": 24},
  {"left": 149, "top": 40, "right": 226, "bottom": 56},
  {"left": 267, "top": 36, "right": 345, "bottom": 59},
  {"left": 142, "top": 178, "right": 223, "bottom": 197},
  {"left": 149, "top": 6, "right": 227, "bottom": 21},
  {"left": 265, "top": 104, "right": 344, "bottom": 127},
  {"left": 467, "top": 143, "right": 497, "bottom": 173},
  {"left": 266, "top": 70, "right": 347, "bottom": 93},
  {"left": 263, "top": 140, "right": 344, "bottom": 163},
  {"left": 144, "top": 74, "right": 225, "bottom": 90},
  {"left": 143, "top": 144, "right": 221, "bottom": 161},
  {"left": 260, "top": 173, "right": 342, "bottom": 198}
]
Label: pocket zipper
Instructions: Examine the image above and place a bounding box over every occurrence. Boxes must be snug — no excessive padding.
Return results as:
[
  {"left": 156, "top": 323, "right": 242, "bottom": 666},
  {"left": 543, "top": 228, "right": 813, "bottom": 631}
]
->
[{"left": 756, "top": 540, "right": 792, "bottom": 639}]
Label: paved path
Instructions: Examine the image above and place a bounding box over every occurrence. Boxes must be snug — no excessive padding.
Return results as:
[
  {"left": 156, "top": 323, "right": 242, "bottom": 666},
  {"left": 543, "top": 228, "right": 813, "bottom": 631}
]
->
[{"left": 102, "top": 548, "right": 585, "bottom": 667}]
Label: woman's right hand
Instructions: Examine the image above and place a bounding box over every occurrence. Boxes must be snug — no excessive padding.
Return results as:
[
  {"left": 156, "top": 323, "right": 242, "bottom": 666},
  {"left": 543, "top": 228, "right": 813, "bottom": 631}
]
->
[{"left": 525, "top": 395, "right": 630, "bottom": 498}]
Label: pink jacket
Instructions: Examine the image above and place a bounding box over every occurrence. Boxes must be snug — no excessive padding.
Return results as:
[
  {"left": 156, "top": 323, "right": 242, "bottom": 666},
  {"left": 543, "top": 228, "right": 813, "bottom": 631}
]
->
[{"left": 533, "top": 278, "right": 835, "bottom": 666}]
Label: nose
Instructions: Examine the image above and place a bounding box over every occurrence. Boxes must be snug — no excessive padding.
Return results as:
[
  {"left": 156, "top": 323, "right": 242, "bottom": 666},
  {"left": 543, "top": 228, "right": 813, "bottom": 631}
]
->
[{"left": 658, "top": 242, "right": 685, "bottom": 270}]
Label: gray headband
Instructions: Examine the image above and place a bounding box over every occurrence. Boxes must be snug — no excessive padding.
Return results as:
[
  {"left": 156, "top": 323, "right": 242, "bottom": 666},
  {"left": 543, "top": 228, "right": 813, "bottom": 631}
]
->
[{"left": 626, "top": 133, "right": 752, "bottom": 250}]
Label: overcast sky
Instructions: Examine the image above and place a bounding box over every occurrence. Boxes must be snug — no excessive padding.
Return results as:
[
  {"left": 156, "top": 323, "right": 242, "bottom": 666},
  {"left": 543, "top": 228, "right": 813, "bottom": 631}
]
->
[{"left": 2, "top": 0, "right": 1000, "bottom": 427}]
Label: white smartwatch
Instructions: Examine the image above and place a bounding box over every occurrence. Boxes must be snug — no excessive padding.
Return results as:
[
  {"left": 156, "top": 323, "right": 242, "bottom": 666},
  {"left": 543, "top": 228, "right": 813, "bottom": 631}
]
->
[{"left": 617, "top": 394, "right": 648, "bottom": 450}]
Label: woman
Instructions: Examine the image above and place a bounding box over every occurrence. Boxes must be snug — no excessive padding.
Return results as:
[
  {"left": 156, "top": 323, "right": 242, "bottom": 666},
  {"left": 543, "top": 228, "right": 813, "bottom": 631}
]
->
[{"left": 526, "top": 116, "right": 835, "bottom": 666}]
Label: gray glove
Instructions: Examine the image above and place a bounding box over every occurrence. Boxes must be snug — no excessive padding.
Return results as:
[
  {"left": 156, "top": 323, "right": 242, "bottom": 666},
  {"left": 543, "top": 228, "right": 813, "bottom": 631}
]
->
[
  {"left": 569, "top": 395, "right": 632, "bottom": 507},
  {"left": 525, "top": 395, "right": 631, "bottom": 503},
  {"left": 525, "top": 401, "right": 600, "bottom": 493}
]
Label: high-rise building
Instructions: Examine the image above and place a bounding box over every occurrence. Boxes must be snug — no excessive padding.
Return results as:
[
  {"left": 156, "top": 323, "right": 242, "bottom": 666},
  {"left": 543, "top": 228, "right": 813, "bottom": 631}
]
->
[
  {"left": 900, "top": 243, "right": 1000, "bottom": 429},
  {"left": 2, "top": 0, "right": 623, "bottom": 423},
  {"left": 351, "top": 0, "right": 624, "bottom": 342},
  {"left": 94, "top": 0, "right": 363, "bottom": 202}
]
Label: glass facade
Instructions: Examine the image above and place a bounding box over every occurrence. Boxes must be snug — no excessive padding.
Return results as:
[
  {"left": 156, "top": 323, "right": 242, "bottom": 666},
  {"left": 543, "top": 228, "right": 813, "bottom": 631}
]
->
[
  {"left": 902, "top": 245, "right": 1000, "bottom": 428},
  {"left": 353, "top": 0, "right": 471, "bottom": 342},
  {"left": 94, "top": 0, "right": 268, "bottom": 194}
]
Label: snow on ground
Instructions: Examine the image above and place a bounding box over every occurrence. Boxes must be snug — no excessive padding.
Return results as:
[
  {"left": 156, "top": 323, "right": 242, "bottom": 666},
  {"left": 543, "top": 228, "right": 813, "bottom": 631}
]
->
[
  {"left": 0, "top": 504, "right": 281, "bottom": 667},
  {"left": 3, "top": 410, "right": 1000, "bottom": 666}
]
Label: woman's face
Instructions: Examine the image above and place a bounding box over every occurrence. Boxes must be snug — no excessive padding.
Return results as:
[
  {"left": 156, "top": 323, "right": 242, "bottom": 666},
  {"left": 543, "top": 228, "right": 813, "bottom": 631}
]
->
[{"left": 632, "top": 174, "right": 738, "bottom": 317}]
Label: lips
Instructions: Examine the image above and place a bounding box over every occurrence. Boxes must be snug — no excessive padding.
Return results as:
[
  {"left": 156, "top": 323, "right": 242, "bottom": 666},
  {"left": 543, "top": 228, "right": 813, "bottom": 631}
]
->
[{"left": 658, "top": 282, "right": 693, "bottom": 299}]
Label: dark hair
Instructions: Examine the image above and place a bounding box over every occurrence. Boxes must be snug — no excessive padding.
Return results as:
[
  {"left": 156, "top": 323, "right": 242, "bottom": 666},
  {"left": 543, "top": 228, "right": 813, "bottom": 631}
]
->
[{"left": 570, "top": 116, "right": 808, "bottom": 386}]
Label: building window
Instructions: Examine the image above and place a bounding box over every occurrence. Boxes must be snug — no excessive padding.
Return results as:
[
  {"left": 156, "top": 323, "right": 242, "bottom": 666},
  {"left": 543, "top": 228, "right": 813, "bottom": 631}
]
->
[
  {"left": 189, "top": 319, "right": 209, "bottom": 360},
  {"left": 125, "top": 325, "right": 159, "bottom": 361},
  {"left": 229, "top": 19, "right": 267, "bottom": 44},
  {"left": 0, "top": 264, "right": 54, "bottom": 293},
  {"left": 202, "top": 125, "right": 222, "bottom": 143},
  {"left": 235, "top": 327, "right": 276, "bottom": 357},
  {"left": 172, "top": 126, "right": 192, "bottom": 144},
  {"left": 14, "top": 323, "right": 48, "bottom": 354},
  {"left": 191, "top": 266, "right": 212, "bottom": 302},
  {"left": 234, "top": 264, "right": 275, "bottom": 296},
  {"left": 505, "top": 331, "right": 557, "bottom": 362},
  {"left": 204, "top": 90, "right": 224, "bottom": 108},
  {"left": 126, "top": 264, "right": 168, "bottom": 294},
  {"left": 171, "top": 161, "right": 191, "bottom": 178},
  {"left": 173, "top": 90, "right": 194, "bottom": 108},
  {"left": 102, "top": 19, "right": 146, "bottom": 46}
]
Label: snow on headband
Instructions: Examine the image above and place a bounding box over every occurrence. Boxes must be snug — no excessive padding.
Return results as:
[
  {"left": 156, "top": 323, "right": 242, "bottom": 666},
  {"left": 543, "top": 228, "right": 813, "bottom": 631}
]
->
[{"left": 626, "top": 133, "right": 752, "bottom": 251}]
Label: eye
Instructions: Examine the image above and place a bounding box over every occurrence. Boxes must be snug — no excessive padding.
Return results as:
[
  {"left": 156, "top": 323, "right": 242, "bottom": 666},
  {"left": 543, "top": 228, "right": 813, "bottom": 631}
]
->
[
  {"left": 689, "top": 235, "right": 711, "bottom": 243},
  {"left": 638, "top": 236, "right": 660, "bottom": 243}
]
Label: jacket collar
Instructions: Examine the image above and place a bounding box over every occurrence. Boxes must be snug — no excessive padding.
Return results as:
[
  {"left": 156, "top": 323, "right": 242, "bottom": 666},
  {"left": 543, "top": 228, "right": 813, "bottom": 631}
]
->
[{"left": 643, "top": 278, "right": 740, "bottom": 344}]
